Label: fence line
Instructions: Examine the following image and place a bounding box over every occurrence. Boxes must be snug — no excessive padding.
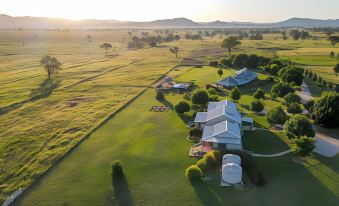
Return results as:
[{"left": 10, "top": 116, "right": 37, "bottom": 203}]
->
[{"left": 2, "top": 188, "right": 24, "bottom": 206}]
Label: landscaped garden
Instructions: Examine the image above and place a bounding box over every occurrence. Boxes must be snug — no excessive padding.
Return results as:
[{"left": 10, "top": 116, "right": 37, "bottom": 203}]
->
[{"left": 16, "top": 64, "right": 339, "bottom": 206}]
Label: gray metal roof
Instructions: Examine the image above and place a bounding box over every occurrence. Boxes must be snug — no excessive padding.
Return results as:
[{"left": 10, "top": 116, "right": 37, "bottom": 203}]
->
[
  {"left": 222, "top": 163, "right": 242, "bottom": 184},
  {"left": 218, "top": 68, "right": 257, "bottom": 87},
  {"left": 202, "top": 120, "right": 241, "bottom": 144},
  {"left": 207, "top": 99, "right": 237, "bottom": 111}
]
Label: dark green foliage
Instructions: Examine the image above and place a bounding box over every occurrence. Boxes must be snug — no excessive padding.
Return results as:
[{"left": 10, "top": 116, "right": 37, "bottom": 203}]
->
[
  {"left": 330, "top": 51, "right": 334, "bottom": 58},
  {"left": 266, "top": 106, "right": 288, "bottom": 125},
  {"left": 304, "top": 99, "right": 315, "bottom": 112},
  {"left": 209, "top": 60, "right": 219, "bottom": 67},
  {"left": 217, "top": 68, "right": 223, "bottom": 77},
  {"left": 287, "top": 103, "right": 302, "bottom": 114},
  {"left": 250, "top": 99, "right": 264, "bottom": 112},
  {"left": 268, "top": 64, "right": 280, "bottom": 76},
  {"left": 283, "top": 92, "right": 301, "bottom": 104},
  {"left": 156, "top": 91, "right": 164, "bottom": 101},
  {"left": 253, "top": 88, "right": 265, "bottom": 99},
  {"left": 312, "top": 92, "right": 339, "bottom": 127},
  {"left": 208, "top": 94, "right": 219, "bottom": 101},
  {"left": 328, "top": 35, "right": 339, "bottom": 46},
  {"left": 230, "top": 86, "right": 241, "bottom": 101},
  {"left": 284, "top": 114, "right": 315, "bottom": 139},
  {"left": 189, "top": 128, "right": 202, "bottom": 138},
  {"left": 266, "top": 76, "right": 275, "bottom": 83},
  {"left": 220, "top": 58, "right": 232, "bottom": 67},
  {"left": 232, "top": 54, "right": 248, "bottom": 68},
  {"left": 334, "top": 63, "right": 339, "bottom": 76},
  {"left": 271, "top": 83, "right": 295, "bottom": 97},
  {"left": 292, "top": 136, "right": 315, "bottom": 157},
  {"left": 221, "top": 36, "right": 241, "bottom": 54},
  {"left": 174, "top": 101, "right": 190, "bottom": 115},
  {"left": 312, "top": 73, "right": 318, "bottom": 81},
  {"left": 207, "top": 88, "right": 218, "bottom": 95},
  {"left": 280, "top": 66, "right": 304, "bottom": 86},
  {"left": 185, "top": 165, "right": 203, "bottom": 182},
  {"left": 192, "top": 89, "right": 209, "bottom": 106},
  {"left": 246, "top": 54, "right": 259, "bottom": 68},
  {"left": 226, "top": 151, "right": 266, "bottom": 187}
]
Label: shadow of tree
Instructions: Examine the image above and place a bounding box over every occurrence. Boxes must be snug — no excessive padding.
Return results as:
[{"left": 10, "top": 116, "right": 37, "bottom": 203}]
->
[
  {"left": 112, "top": 175, "right": 134, "bottom": 206},
  {"left": 179, "top": 114, "right": 193, "bottom": 124},
  {"left": 158, "top": 98, "right": 174, "bottom": 110},
  {"left": 191, "top": 182, "right": 223, "bottom": 206},
  {"left": 0, "top": 78, "right": 60, "bottom": 116},
  {"left": 30, "top": 78, "right": 60, "bottom": 101}
]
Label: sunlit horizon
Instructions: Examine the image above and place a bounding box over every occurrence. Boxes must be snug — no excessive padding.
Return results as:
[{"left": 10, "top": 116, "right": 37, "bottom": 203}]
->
[{"left": 0, "top": 0, "right": 339, "bottom": 22}]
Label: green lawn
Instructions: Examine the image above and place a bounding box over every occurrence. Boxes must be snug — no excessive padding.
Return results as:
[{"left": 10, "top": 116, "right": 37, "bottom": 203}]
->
[{"left": 17, "top": 66, "right": 339, "bottom": 206}]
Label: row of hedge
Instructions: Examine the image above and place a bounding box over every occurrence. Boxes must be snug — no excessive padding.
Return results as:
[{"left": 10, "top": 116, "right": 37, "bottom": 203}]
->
[{"left": 186, "top": 150, "right": 266, "bottom": 187}]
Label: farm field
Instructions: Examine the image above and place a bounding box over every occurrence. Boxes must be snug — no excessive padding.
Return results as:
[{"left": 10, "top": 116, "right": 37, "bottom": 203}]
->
[
  {"left": 16, "top": 66, "right": 339, "bottom": 206},
  {"left": 0, "top": 30, "right": 338, "bottom": 203}
]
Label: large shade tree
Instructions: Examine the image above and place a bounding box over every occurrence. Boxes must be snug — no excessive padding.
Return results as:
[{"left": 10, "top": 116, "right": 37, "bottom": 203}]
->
[
  {"left": 40, "top": 55, "right": 61, "bottom": 79},
  {"left": 312, "top": 92, "right": 339, "bottom": 127},
  {"left": 221, "top": 36, "right": 241, "bottom": 54},
  {"left": 266, "top": 106, "right": 288, "bottom": 125},
  {"left": 192, "top": 89, "right": 209, "bottom": 106},
  {"left": 291, "top": 136, "right": 315, "bottom": 157},
  {"left": 328, "top": 35, "right": 339, "bottom": 46},
  {"left": 101, "top": 43, "right": 112, "bottom": 54},
  {"left": 284, "top": 114, "right": 315, "bottom": 139},
  {"left": 175, "top": 101, "right": 190, "bottom": 115}
]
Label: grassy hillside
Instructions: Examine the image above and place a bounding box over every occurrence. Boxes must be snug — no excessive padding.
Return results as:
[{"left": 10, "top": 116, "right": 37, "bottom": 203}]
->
[
  {"left": 16, "top": 67, "right": 339, "bottom": 206},
  {"left": 0, "top": 30, "right": 338, "bottom": 202}
]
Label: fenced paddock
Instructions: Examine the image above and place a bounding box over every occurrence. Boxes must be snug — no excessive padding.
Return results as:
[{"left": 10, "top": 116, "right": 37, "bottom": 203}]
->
[{"left": 2, "top": 188, "right": 24, "bottom": 206}]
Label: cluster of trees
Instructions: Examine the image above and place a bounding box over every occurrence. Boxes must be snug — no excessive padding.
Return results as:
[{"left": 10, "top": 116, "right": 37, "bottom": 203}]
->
[
  {"left": 128, "top": 33, "right": 180, "bottom": 50},
  {"left": 213, "top": 54, "right": 270, "bottom": 69},
  {"left": 271, "top": 82, "right": 295, "bottom": 98},
  {"left": 186, "top": 151, "right": 221, "bottom": 182},
  {"left": 283, "top": 114, "right": 315, "bottom": 157},
  {"left": 311, "top": 92, "right": 339, "bottom": 127},
  {"left": 289, "top": 30, "right": 311, "bottom": 40},
  {"left": 304, "top": 69, "right": 339, "bottom": 91},
  {"left": 184, "top": 34, "right": 202, "bottom": 40}
]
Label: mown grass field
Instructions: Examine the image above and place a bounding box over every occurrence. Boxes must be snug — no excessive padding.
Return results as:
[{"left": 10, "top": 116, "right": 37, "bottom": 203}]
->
[
  {"left": 16, "top": 66, "right": 339, "bottom": 206},
  {"left": 0, "top": 30, "right": 338, "bottom": 203}
]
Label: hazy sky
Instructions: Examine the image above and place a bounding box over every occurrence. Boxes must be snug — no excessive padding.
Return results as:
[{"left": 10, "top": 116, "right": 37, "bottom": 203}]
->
[{"left": 0, "top": 0, "right": 338, "bottom": 22}]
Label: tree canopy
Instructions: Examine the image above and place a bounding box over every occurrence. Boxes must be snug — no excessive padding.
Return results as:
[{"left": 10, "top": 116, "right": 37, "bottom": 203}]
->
[
  {"left": 253, "top": 88, "right": 265, "bottom": 99},
  {"left": 100, "top": 43, "right": 112, "bottom": 54},
  {"left": 312, "top": 92, "right": 339, "bottom": 127},
  {"left": 266, "top": 106, "right": 288, "bottom": 125},
  {"left": 192, "top": 90, "right": 209, "bottom": 106},
  {"left": 250, "top": 99, "right": 264, "bottom": 112},
  {"left": 284, "top": 114, "right": 315, "bottom": 139},
  {"left": 291, "top": 136, "right": 315, "bottom": 157},
  {"left": 40, "top": 55, "right": 61, "bottom": 79},
  {"left": 230, "top": 86, "right": 241, "bottom": 101},
  {"left": 175, "top": 101, "right": 190, "bottom": 115},
  {"left": 221, "top": 36, "right": 241, "bottom": 54},
  {"left": 271, "top": 83, "right": 295, "bottom": 98}
]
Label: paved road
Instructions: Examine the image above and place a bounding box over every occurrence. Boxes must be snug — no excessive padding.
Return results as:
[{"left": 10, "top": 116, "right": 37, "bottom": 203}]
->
[
  {"left": 298, "top": 82, "right": 339, "bottom": 157},
  {"left": 298, "top": 82, "right": 312, "bottom": 104}
]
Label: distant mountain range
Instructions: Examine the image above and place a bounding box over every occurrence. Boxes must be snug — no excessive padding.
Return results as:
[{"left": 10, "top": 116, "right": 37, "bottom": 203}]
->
[{"left": 0, "top": 14, "right": 338, "bottom": 29}]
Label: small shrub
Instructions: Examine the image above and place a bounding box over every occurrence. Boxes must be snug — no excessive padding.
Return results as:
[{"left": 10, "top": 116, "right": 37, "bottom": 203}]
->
[
  {"left": 174, "top": 101, "right": 190, "bottom": 115},
  {"left": 266, "top": 76, "right": 275, "bottom": 83},
  {"left": 266, "top": 106, "right": 288, "bottom": 125},
  {"left": 292, "top": 136, "right": 315, "bottom": 157},
  {"left": 287, "top": 103, "right": 302, "bottom": 114},
  {"left": 230, "top": 86, "right": 241, "bottom": 101},
  {"left": 185, "top": 165, "right": 203, "bottom": 182},
  {"left": 189, "top": 128, "right": 202, "bottom": 138},
  {"left": 196, "top": 159, "right": 207, "bottom": 172},
  {"left": 250, "top": 99, "right": 264, "bottom": 112},
  {"left": 183, "top": 93, "right": 191, "bottom": 101},
  {"left": 207, "top": 88, "right": 218, "bottom": 95},
  {"left": 208, "top": 94, "right": 219, "bottom": 101},
  {"left": 284, "top": 92, "right": 301, "bottom": 104},
  {"left": 253, "top": 88, "right": 265, "bottom": 99}
]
